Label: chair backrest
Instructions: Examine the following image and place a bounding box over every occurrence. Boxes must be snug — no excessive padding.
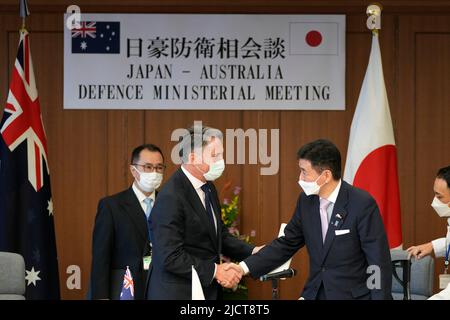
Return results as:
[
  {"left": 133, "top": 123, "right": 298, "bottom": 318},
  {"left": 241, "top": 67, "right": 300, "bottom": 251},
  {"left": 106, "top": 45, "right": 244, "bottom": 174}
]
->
[
  {"left": 391, "top": 249, "right": 434, "bottom": 300},
  {"left": 0, "top": 252, "right": 26, "bottom": 300}
]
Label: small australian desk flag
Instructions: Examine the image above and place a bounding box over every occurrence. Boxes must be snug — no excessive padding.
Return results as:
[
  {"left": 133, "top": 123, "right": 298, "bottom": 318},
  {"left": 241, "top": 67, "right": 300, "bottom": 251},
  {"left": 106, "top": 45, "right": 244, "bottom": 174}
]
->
[{"left": 120, "top": 266, "right": 134, "bottom": 300}]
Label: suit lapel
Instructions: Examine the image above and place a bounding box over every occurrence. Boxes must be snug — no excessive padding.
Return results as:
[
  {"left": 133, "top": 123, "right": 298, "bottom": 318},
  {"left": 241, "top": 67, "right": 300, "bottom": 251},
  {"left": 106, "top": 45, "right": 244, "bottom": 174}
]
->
[
  {"left": 178, "top": 169, "right": 218, "bottom": 249},
  {"left": 320, "top": 182, "right": 349, "bottom": 265},
  {"left": 121, "top": 187, "right": 148, "bottom": 243}
]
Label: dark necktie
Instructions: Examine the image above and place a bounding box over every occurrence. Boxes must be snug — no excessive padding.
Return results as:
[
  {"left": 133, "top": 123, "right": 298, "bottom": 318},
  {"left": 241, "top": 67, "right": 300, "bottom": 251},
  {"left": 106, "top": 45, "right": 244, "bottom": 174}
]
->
[{"left": 200, "top": 184, "right": 215, "bottom": 229}]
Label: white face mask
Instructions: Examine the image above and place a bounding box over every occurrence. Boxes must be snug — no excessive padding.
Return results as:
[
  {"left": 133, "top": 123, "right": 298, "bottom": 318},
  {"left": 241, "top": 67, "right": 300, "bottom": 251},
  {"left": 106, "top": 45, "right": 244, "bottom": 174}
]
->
[
  {"left": 298, "top": 173, "right": 324, "bottom": 196},
  {"left": 431, "top": 196, "right": 450, "bottom": 218},
  {"left": 135, "top": 169, "right": 163, "bottom": 193},
  {"left": 203, "top": 159, "right": 225, "bottom": 181}
]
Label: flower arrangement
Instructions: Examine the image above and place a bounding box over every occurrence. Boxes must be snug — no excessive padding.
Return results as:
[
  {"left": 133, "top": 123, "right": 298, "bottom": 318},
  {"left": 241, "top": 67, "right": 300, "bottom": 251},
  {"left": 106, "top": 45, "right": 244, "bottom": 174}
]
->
[
  {"left": 220, "top": 182, "right": 251, "bottom": 299},
  {"left": 221, "top": 185, "right": 250, "bottom": 242}
]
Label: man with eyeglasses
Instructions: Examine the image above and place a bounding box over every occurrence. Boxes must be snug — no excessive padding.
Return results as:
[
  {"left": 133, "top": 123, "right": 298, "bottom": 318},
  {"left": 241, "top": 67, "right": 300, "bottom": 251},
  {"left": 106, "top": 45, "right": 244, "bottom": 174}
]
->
[{"left": 89, "top": 144, "right": 165, "bottom": 299}]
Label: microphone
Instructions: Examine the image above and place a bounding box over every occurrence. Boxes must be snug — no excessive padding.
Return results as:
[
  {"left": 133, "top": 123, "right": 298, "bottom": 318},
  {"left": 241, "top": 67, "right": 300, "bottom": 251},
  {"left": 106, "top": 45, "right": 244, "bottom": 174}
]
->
[{"left": 259, "top": 268, "right": 296, "bottom": 281}]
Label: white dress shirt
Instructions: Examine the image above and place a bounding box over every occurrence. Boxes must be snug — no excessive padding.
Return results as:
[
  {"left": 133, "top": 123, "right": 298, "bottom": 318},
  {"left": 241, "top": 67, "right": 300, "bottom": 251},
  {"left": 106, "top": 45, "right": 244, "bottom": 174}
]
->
[
  {"left": 432, "top": 237, "right": 447, "bottom": 258},
  {"left": 320, "top": 179, "right": 342, "bottom": 223},
  {"left": 181, "top": 165, "right": 218, "bottom": 232},
  {"left": 432, "top": 222, "right": 450, "bottom": 258},
  {"left": 428, "top": 282, "right": 450, "bottom": 300},
  {"left": 425, "top": 219, "right": 450, "bottom": 300}
]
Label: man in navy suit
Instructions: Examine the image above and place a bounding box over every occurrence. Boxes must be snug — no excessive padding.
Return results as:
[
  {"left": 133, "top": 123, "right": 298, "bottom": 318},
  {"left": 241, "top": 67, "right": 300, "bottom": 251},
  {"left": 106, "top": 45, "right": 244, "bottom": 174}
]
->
[
  {"left": 89, "top": 144, "right": 165, "bottom": 299},
  {"left": 238, "top": 139, "right": 392, "bottom": 300},
  {"left": 147, "top": 125, "right": 256, "bottom": 300}
]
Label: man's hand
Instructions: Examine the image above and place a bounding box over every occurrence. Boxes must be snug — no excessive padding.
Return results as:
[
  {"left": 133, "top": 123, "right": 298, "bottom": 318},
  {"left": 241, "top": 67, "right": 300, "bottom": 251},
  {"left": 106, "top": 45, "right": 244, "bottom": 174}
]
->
[
  {"left": 224, "top": 263, "right": 245, "bottom": 291},
  {"left": 252, "top": 245, "right": 265, "bottom": 254},
  {"left": 225, "top": 262, "right": 245, "bottom": 276},
  {"left": 215, "top": 263, "right": 243, "bottom": 288},
  {"left": 406, "top": 242, "right": 433, "bottom": 259}
]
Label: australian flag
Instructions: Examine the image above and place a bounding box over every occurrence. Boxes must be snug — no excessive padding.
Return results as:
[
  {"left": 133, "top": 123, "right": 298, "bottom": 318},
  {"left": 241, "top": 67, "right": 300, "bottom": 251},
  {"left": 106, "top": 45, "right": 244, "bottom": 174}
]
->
[
  {"left": 72, "top": 21, "right": 120, "bottom": 54},
  {"left": 0, "top": 30, "right": 60, "bottom": 299},
  {"left": 120, "top": 266, "right": 134, "bottom": 300}
]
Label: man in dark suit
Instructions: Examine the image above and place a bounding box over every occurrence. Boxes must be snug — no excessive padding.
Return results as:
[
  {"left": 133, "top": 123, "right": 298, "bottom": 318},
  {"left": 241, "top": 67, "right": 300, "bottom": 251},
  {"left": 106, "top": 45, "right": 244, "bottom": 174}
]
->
[
  {"left": 237, "top": 139, "right": 392, "bottom": 300},
  {"left": 89, "top": 144, "right": 165, "bottom": 299},
  {"left": 147, "top": 125, "right": 258, "bottom": 300}
]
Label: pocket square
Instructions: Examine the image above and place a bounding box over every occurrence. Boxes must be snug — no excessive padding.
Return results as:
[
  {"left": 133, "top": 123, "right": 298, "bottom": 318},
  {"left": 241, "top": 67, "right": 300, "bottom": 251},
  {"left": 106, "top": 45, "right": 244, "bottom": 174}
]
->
[{"left": 335, "top": 229, "right": 350, "bottom": 236}]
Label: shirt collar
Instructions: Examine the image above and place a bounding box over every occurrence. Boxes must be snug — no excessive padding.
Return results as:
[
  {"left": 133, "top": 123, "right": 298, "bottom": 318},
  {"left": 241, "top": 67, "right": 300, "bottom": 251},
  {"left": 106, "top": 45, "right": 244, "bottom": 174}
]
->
[
  {"left": 132, "top": 182, "right": 155, "bottom": 203},
  {"left": 321, "top": 179, "right": 342, "bottom": 204},
  {"left": 181, "top": 165, "right": 206, "bottom": 190}
]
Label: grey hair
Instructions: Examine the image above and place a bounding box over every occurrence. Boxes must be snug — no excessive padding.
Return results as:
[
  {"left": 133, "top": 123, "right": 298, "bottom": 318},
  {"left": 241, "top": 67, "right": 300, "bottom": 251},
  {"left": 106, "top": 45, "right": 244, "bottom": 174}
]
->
[{"left": 179, "top": 124, "right": 223, "bottom": 163}]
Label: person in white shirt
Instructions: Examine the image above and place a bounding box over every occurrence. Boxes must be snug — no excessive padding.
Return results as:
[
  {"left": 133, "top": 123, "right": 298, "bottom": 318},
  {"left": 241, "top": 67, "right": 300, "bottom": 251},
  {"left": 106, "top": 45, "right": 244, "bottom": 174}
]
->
[{"left": 407, "top": 165, "right": 450, "bottom": 300}]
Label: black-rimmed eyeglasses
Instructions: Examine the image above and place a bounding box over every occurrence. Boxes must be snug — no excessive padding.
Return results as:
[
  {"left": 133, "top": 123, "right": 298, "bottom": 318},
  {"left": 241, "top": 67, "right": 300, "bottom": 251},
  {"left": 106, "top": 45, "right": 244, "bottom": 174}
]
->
[{"left": 132, "top": 163, "right": 166, "bottom": 173}]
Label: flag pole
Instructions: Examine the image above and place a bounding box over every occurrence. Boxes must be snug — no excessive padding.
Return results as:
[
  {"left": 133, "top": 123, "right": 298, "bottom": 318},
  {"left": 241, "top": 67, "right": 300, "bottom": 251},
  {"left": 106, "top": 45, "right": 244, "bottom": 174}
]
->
[
  {"left": 19, "top": 0, "right": 30, "bottom": 32},
  {"left": 366, "top": 3, "right": 382, "bottom": 35}
]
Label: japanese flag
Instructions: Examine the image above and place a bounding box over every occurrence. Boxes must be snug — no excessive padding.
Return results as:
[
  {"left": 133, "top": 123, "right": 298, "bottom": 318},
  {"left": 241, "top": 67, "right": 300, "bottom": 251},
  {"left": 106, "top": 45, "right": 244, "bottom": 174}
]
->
[
  {"left": 344, "top": 32, "right": 402, "bottom": 249},
  {"left": 290, "top": 19, "right": 343, "bottom": 55}
]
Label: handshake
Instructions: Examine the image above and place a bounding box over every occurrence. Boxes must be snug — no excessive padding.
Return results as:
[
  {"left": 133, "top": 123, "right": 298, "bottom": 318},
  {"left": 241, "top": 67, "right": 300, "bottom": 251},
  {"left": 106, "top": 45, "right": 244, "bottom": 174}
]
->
[
  {"left": 215, "top": 263, "right": 245, "bottom": 289},
  {"left": 214, "top": 245, "right": 265, "bottom": 288}
]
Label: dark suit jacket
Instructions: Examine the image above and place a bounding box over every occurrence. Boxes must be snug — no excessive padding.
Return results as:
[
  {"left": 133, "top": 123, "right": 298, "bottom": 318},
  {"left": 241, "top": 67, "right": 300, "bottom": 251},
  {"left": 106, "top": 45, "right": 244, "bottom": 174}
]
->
[
  {"left": 89, "top": 187, "right": 152, "bottom": 300},
  {"left": 244, "top": 181, "right": 392, "bottom": 300},
  {"left": 147, "top": 168, "right": 254, "bottom": 300}
]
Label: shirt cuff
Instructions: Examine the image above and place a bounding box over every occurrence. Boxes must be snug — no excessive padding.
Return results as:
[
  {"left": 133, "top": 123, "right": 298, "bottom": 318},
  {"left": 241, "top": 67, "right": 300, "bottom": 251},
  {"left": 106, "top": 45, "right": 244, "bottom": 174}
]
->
[
  {"left": 212, "top": 263, "right": 217, "bottom": 282},
  {"left": 239, "top": 261, "right": 250, "bottom": 275},
  {"left": 432, "top": 237, "right": 447, "bottom": 258}
]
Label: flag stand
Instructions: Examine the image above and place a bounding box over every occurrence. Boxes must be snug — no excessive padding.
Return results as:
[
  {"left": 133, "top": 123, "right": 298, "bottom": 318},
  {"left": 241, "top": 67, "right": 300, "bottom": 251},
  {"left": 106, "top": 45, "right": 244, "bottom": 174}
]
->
[
  {"left": 366, "top": 3, "right": 382, "bottom": 35},
  {"left": 19, "top": 0, "right": 29, "bottom": 32},
  {"left": 271, "top": 279, "right": 279, "bottom": 300}
]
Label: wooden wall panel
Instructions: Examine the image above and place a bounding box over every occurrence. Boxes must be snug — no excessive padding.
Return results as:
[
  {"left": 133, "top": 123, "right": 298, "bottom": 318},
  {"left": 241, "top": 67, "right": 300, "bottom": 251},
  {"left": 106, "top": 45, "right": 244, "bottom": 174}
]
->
[
  {"left": 415, "top": 33, "right": 450, "bottom": 241},
  {"left": 397, "top": 15, "right": 417, "bottom": 252},
  {"left": 106, "top": 111, "right": 130, "bottom": 194},
  {"left": 398, "top": 15, "right": 450, "bottom": 293},
  {"left": 0, "top": 1, "right": 449, "bottom": 299},
  {"left": 240, "top": 111, "right": 266, "bottom": 299},
  {"left": 415, "top": 27, "right": 450, "bottom": 291},
  {"left": 241, "top": 111, "right": 281, "bottom": 299}
]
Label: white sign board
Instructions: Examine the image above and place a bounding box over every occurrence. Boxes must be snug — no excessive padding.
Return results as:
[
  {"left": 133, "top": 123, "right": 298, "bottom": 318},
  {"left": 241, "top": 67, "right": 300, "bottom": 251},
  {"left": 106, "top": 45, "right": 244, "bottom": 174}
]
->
[{"left": 63, "top": 14, "right": 345, "bottom": 110}]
